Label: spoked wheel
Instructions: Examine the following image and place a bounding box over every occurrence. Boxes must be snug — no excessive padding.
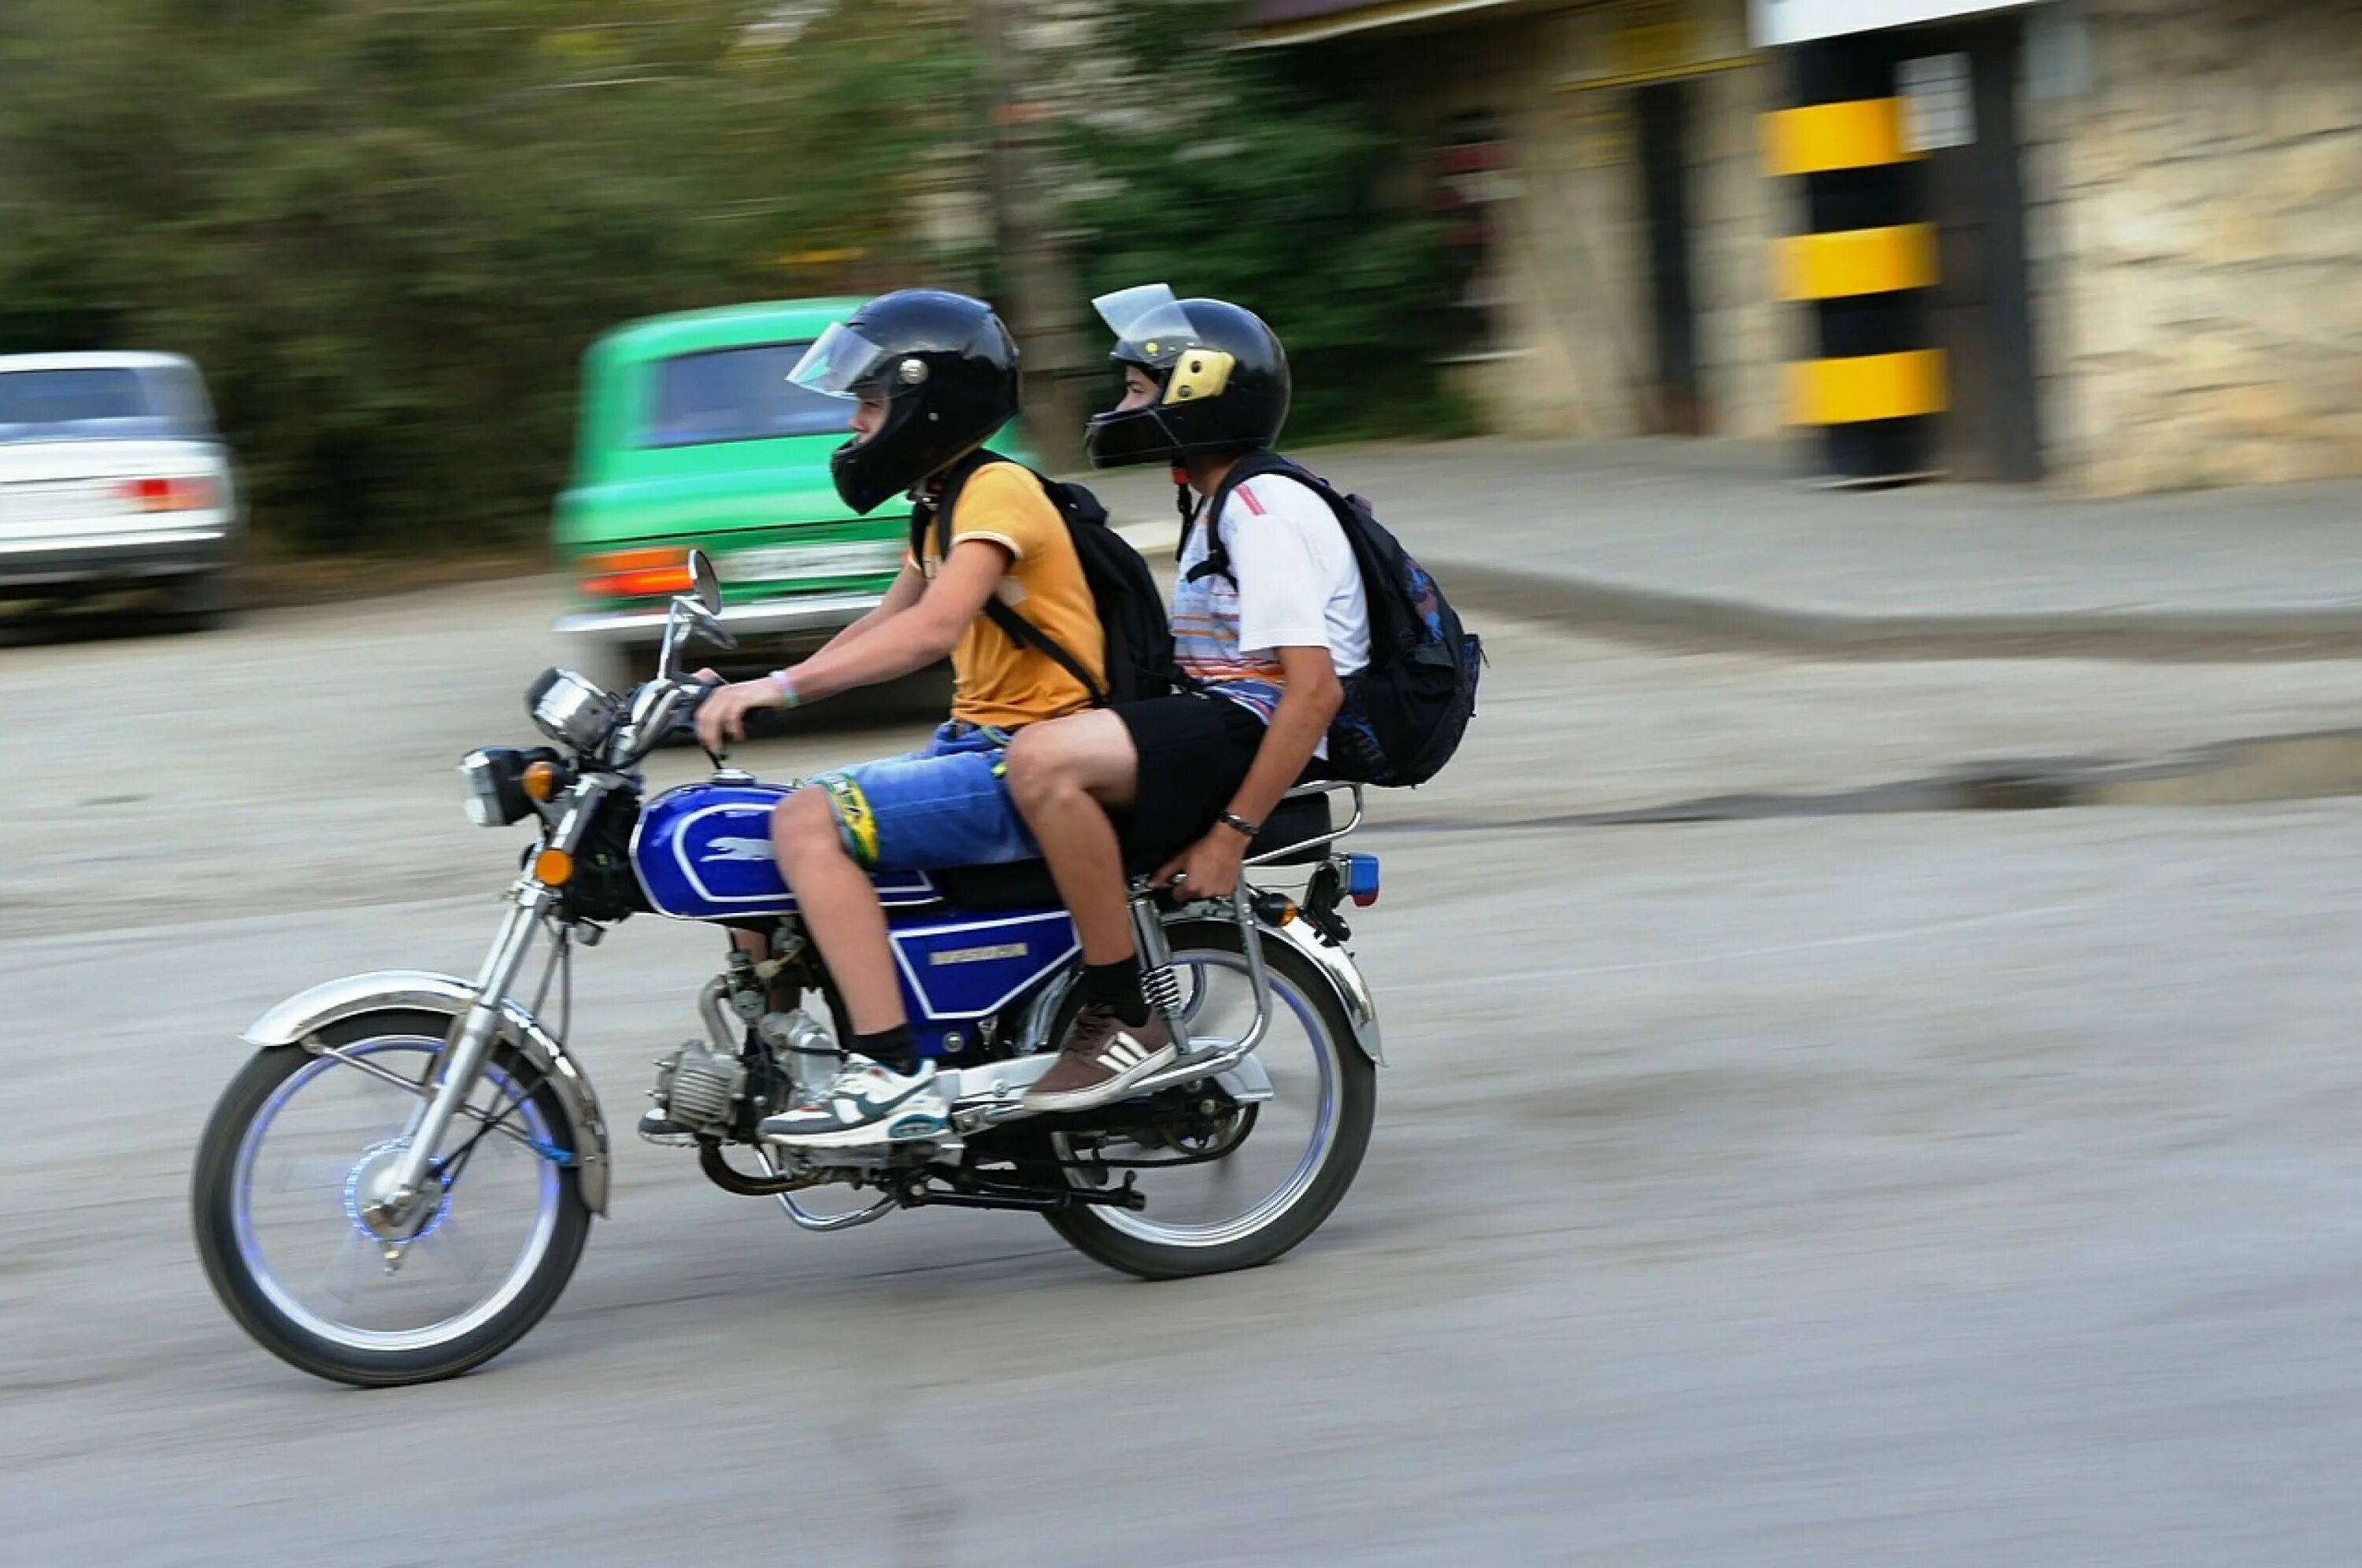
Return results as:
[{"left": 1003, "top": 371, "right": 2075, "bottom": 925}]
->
[
  {"left": 1042, "top": 920, "right": 1375, "bottom": 1280},
  {"left": 191, "top": 1010, "right": 590, "bottom": 1387}
]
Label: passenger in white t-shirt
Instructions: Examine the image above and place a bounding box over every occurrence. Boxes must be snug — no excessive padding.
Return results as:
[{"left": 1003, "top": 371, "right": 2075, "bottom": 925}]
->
[{"left": 1003, "top": 285, "right": 1372, "bottom": 1113}]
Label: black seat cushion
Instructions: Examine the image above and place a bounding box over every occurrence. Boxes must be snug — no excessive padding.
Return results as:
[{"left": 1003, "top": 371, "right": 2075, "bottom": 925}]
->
[
  {"left": 931, "top": 793, "right": 1336, "bottom": 911},
  {"left": 931, "top": 859, "right": 1064, "bottom": 911}
]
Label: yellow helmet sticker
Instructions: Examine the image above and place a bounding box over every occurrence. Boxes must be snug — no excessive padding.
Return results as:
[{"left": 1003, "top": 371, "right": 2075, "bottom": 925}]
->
[{"left": 1163, "top": 349, "right": 1235, "bottom": 405}]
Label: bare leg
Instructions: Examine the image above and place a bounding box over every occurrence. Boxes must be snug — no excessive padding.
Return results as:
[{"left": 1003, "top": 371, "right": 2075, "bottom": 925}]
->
[
  {"left": 1005, "top": 712, "right": 1142, "bottom": 965},
  {"left": 772, "top": 787, "right": 904, "bottom": 1034}
]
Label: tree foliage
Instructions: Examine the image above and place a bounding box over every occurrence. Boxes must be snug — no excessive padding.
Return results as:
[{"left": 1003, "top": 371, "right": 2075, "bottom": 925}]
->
[
  {"left": 0, "top": 0, "right": 970, "bottom": 549},
  {"left": 1060, "top": 0, "right": 1472, "bottom": 444},
  {"left": 0, "top": 0, "right": 1463, "bottom": 554}
]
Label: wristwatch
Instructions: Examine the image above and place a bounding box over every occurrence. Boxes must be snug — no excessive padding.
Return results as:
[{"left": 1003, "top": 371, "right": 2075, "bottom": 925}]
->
[{"left": 1217, "top": 812, "right": 1260, "bottom": 841}]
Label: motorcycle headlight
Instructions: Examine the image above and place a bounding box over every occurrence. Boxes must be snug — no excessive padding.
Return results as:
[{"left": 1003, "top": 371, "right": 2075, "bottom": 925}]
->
[
  {"left": 526, "top": 667, "right": 616, "bottom": 753},
  {"left": 457, "top": 746, "right": 552, "bottom": 828}
]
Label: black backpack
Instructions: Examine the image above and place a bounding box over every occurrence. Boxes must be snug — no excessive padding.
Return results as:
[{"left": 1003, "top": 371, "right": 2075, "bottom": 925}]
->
[
  {"left": 1198, "top": 453, "right": 1483, "bottom": 788},
  {"left": 918, "top": 451, "right": 1179, "bottom": 708}
]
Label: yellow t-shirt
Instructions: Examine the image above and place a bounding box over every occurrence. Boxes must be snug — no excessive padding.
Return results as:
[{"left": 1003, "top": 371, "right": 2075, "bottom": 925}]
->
[{"left": 918, "top": 462, "right": 1106, "bottom": 730}]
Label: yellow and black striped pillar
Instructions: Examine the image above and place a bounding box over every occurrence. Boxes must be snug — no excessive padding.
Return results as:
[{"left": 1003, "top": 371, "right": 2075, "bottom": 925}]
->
[{"left": 1762, "top": 37, "right": 1946, "bottom": 484}]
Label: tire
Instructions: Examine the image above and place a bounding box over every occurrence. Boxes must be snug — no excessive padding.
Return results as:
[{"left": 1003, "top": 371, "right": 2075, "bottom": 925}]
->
[
  {"left": 1042, "top": 920, "right": 1376, "bottom": 1281},
  {"left": 163, "top": 570, "right": 235, "bottom": 633},
  {"left": 191, "top": 1012, "right": 592, "bottom": 1387}
]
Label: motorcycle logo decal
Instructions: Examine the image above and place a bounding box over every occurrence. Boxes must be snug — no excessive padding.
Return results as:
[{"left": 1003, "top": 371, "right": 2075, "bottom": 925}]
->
[
  {"left": 706, "top": 835, "right": 775, "bottom": 862},
  {"left": 928, "top": 941, "right": 1028, "bottom": 967}
]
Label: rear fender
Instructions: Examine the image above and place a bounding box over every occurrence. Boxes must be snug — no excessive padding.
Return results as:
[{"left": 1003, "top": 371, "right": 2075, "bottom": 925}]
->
[
  {"left": 239, "top": 971, "right": 613, "bottom": 1214},
  {"left": 1259, "top": 917, "right": 1385, "bottom": 1067}
]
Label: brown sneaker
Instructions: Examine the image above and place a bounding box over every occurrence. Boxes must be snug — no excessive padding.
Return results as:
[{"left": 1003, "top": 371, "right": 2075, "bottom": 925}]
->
[{"left": 1021, "top": 1004, "right": 1179, "bottom": 1113}]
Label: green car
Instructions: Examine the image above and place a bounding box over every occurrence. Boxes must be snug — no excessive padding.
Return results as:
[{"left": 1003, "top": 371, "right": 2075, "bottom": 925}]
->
[{"left": 552, "top": 298, "right": 1027, "bottom": 686}]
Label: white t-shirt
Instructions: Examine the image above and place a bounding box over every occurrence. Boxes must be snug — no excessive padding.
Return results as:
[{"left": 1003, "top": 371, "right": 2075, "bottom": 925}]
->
[
  {"left": 1172, "top": 471, "right": 1372, "bottom": 741},
  {"left": 1226, "top": 475, "right": 1372, "bottom": 675}
]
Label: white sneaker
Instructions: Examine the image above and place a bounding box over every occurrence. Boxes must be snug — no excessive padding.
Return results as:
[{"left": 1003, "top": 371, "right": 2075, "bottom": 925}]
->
[{"left": 757, "top": 1056, "right": 950, "bottom": 1150}]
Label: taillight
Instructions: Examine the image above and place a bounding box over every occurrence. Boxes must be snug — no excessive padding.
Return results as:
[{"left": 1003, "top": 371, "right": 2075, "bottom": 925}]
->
[
  {"left": 122, "top": 476, "right": 217, "bottom": 513},
  {"left": 580, "top": 547, "right": 694, "bottom": 600}
]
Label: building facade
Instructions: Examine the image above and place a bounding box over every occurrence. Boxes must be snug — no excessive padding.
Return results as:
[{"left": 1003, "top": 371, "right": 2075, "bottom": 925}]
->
[{"left": 1237, "top": 0, "right": 2362, "bottom": 495}]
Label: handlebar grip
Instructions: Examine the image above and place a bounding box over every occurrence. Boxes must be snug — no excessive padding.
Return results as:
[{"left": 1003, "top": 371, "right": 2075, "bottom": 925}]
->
[{"left": 663, "top": 678, "right": 717, "bottom": 737}]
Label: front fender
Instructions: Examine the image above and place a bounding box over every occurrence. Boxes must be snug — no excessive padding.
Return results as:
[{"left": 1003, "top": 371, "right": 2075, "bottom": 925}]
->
[
  {"left": 1258, "top": 919, "right": 1385, "bottom": 1067},
  {"left": 239, "top": 971, "right": 613, "bottom": 1215}
]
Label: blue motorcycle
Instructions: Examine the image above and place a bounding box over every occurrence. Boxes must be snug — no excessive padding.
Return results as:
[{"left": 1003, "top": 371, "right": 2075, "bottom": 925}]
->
[{"left": 193, "top": 553, "right": 1386, "bottom": 1386}]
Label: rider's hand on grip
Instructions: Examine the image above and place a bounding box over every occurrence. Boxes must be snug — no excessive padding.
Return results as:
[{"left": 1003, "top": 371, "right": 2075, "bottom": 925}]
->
[{"left": 690, "top": 668, "right": 787, "bottom": 755}]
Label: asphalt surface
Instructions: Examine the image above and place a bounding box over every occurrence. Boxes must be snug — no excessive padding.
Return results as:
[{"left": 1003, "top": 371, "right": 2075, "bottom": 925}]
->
[{"left": 6, "top": 586, "right": 2362, "bottom": 1565}]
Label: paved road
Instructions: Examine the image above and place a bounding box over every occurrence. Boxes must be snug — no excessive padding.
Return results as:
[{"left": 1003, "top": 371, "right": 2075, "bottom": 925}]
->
[{"left": 6, "top": 588, "right": 2362, "bottom": 1565}]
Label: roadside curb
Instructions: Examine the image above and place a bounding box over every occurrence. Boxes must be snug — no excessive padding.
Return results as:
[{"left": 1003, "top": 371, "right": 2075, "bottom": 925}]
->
[
  {"left": 1432, "top": 560, "right": 2362, "bottom": 663},
  {"left": 1123, "top": 518, "right": 2362, "bottom": 663}
]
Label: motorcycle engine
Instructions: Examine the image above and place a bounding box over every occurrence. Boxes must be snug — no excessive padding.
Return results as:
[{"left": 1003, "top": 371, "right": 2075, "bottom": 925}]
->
[{"left": 650, "top": 1041, "right": 746, "bottom": 1136}]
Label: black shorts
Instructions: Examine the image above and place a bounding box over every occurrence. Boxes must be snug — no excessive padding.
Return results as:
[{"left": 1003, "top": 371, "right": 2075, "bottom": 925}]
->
[{"left": 1115, "top": 693, "right": 1268, "bottom": 870}]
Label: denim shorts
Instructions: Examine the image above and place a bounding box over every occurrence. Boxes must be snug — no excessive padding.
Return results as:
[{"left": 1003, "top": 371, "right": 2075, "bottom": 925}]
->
[{"left": 803, "top": 723, "right": 1039, "bottom": 874}]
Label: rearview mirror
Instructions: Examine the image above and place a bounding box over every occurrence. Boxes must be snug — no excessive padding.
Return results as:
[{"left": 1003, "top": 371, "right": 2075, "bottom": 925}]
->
[{"left": 688, "top": 549, "right": 723, "bottom": 616}]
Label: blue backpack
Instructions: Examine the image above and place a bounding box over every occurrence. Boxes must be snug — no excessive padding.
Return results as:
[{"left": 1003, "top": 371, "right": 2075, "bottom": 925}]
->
[{"left": 1198, "top": 453, "right": 1483, "bottom": 788}]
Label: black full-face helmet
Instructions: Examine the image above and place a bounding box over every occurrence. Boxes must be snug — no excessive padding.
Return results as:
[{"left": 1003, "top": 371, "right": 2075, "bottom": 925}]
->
[
  {"left": 790, "top": 289, "right": 1020, "bottom": 514},
  {"left": 1083, "top": 284, "right": 1290, "bottom": 470}
]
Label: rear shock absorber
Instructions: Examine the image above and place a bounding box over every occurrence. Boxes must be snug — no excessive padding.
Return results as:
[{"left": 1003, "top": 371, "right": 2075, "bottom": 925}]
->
[{"left": 1129, "top": 881, "right": 1187, "bottom": 1026}]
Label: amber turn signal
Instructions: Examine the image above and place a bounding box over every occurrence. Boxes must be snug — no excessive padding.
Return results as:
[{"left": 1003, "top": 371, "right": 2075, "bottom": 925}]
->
[
  {"left": 533, "top": 847, "right": 575, "bottom": 886},
  {"left": 522, "top": 760, "right": 562, "bottom": 802},
  {"left": 1250, "top": 892, "right": 1298, "bottom": 926}
]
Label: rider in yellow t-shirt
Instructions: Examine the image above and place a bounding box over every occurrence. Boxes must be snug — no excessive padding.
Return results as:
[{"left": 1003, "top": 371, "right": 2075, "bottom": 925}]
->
[{"left": 690, "top": 290, "right": 1102, "bottom": 1152}]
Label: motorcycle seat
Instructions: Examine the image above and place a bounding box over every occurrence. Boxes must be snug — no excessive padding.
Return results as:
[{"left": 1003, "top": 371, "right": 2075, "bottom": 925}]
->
[{"left": 931, "top": 792, "right": 1336, "bottom": 912}]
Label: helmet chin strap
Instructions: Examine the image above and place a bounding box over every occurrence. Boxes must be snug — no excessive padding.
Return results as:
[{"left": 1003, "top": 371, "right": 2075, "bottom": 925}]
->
[{"left": 1172, "top": 464, "right": 1196, "bottom": 532}]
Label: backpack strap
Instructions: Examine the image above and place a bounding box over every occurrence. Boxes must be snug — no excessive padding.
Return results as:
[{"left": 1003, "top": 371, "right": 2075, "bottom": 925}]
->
[
  {"left": 907, "top": 446, "right": 1009, "bottom": 564},
  {"left": 982, "top": 598, "right": 1108, "bottom": 708},
  {"left": 1189, "top": 453, "right": 1421, "bottom": 659},
  {"left": 913, "top": 449, "right": 1109, "bottom": 709},
  {"left": 1184, "top": 449, "right": 1301, "bottom": 586}
]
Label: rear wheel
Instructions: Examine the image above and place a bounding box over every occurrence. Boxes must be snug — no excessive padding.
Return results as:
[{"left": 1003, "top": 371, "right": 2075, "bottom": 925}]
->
[
  {"left": 1041, "top": 921, "right": 1375, "bottom": 1280},
  {"left": 191, "top": 1011, "right": 591, "bottom": 1387}
]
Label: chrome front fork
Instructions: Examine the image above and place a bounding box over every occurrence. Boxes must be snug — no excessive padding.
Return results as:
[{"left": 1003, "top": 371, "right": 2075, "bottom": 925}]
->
[
  {"left": 371, "top": 786, "right": 605, "bottom": 1226},
  {"left": 365, "top": 891, "right": 546, "bottom": 1229}
]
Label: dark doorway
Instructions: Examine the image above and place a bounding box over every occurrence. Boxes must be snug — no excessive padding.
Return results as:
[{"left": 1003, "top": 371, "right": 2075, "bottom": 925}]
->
[
  {"left": 1634, "top": 81, "right": 1705, "bottom": 435},
  {"left": 1910, "top": 17, "right": 2043, "bottom": 481}
]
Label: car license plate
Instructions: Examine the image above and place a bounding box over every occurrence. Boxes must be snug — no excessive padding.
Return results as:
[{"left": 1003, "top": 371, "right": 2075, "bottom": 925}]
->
[{"left": 723, "top": 542, "right": 902, "bottom": 583}]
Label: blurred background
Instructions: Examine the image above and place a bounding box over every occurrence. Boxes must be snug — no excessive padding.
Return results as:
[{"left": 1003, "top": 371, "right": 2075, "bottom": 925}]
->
[
  {"left": 0, "top": 0, "right": 1474, "bottom": 572},
  {"left": 10, "top": 4, "right": 2362, "bottom": 1565},
  {"left": 4, "top": 0, "right": 2356, "bottom": 582}
]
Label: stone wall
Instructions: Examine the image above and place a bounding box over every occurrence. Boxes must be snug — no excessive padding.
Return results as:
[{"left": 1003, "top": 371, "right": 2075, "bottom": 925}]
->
[
  {"left": 2042, "top": 0, "right": 2362, "bottom": 492},
  {"left": 1685, "top": 30, "right": 1794, "bottom": 438}
]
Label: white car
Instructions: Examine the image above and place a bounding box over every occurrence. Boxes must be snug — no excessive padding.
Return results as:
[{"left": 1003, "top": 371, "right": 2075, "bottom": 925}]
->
[{"left": 0, "top": 351, "right": 241, "bottom": 625}]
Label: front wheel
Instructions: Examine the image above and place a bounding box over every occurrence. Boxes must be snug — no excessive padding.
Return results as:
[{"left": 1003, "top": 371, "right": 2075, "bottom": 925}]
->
[
  {"left": 191, "top": 1011, "right": 591, "bottom": 1387},
  {"left": 1042, "top": 921, "right": 1376, "bottom": 1281}
]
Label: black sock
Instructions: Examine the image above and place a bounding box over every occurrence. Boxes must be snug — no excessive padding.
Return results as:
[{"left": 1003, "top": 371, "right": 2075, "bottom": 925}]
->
[
  {"left": 851, "top": 1024, "right": 920, "bottom": 1075},
  {"left": 1079, "top": 956, "right": 1150, "bottom": 1027}
]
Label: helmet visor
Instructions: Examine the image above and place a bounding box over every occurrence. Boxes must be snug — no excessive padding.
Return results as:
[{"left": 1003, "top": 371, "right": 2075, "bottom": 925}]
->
[
  {"left": 1091, "top": 283, "right": 1198, "bottom": 357},
  {"left": 788, "top": 321, "right": 894, "bottom": 400}
]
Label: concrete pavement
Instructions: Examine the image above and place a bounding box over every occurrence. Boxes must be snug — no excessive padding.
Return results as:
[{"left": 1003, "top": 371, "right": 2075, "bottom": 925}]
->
[{"left": 1094, "top": 438, "right": 2362, "bottom": 658}]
